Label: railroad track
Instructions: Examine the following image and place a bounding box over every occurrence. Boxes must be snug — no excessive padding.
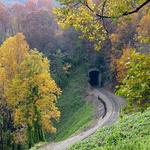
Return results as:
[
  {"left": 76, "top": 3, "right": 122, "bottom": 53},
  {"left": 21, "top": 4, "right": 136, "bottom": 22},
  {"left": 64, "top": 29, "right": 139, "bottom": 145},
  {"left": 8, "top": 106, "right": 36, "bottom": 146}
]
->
[{"left": 39, "top": 88, "right": 124, "bottom": 150}]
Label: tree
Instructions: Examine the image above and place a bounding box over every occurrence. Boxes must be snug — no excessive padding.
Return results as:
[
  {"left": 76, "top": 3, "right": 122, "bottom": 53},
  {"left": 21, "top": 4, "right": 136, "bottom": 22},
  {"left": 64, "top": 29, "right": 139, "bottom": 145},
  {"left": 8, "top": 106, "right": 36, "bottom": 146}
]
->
[
  {"left": 8, "top": 3, "right": 28, "bottom": 36},
  {"left": 54, "top": 0, "right": 150, "bottom": 50},
  {"left": 136, "top": 10, "right": 150, "bottom": 44},
  {"left": 0, "top": 33, "right": 29, "bottom": 149},
  {"left": 22, "top": 9, "right": 55, "bottom": 51},
  {"left": 6, "top": 50, "right": 61, "bottom": 148},
  {"left": 51, "top": 49, "right": 72, "bottom": 88},
  {"left": 0, "top": 3, "right": 10, "bottom": 43},
  {"left": 0, "top": 33, "right": 29, "bottom": 80},
  {"left": 116, "top": 51, "right": 150, "bottom": 111},
  {"left": 0, "top": 64, "right": 7, "bottom": 150},
  {"left": 54, "top": 3, "right": 106, "bottom": 50},
  {"left": 114, "top": 47, "right": 135, "bottom": 83},
  {"left": 0, "top": 33, "right": 61, "bottom": 149}
]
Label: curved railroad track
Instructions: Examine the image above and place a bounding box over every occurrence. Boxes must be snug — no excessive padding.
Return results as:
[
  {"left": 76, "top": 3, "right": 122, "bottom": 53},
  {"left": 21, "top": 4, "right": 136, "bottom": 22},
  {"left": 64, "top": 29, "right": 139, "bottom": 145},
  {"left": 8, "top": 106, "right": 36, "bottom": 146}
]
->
[{"left": 39, "top": 88, "right": 124, "bottom": 150}]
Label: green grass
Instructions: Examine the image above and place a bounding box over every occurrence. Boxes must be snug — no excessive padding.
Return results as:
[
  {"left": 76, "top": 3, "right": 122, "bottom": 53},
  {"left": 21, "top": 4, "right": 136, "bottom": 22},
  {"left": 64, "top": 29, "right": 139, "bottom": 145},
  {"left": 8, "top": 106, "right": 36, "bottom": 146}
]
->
[
  {"left": 51, "top": 64, "right": 94, "bottom": 141},
  {"left": 69, "top": 107, "right": 150, "bottom": 150},
  {"left": 29, "top": 142, "right": 47, "bottom": 150}
]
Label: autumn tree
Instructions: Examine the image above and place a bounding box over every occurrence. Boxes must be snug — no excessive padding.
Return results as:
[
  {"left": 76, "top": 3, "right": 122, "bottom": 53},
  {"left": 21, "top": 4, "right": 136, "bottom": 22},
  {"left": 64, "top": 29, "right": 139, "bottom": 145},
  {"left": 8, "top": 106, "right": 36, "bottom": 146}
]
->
[
  {"left": 0, "top": 33, "right": 29, "bottom": 149},
  {"left": 54, "top": 3, "right": 106, "bottom": 50},
  {"left": 0, "top": 33, "right": 29, "bottom": 80},
  {"left": 0, "top": 64, "right": 7, "bottom": 150},
  {"left": 136, "top": 10, "right": 150, "bottom": 44},
  {"left": 0, "top": 33, "right": 61, "bottom": 149},
  {"left": 22, "top": 9, "right": 55, "bottom": 51},
  {"left": 6, "top": 50, "right": 61, "bottom": 148},
  {"left": 116, "top": 51, "right": 150, "bottom": 111},
  {"left": 0, "top": 3, "right": 10, "bottom": 43},
  {"left": 54, "top": 0, "right": 150, "bottom": 50},
  {"left": 110, "top": 14, "right": 139, "bottom": 48},
  {"left": 114, "top": 47, "right": 135, "bottom": 83}
]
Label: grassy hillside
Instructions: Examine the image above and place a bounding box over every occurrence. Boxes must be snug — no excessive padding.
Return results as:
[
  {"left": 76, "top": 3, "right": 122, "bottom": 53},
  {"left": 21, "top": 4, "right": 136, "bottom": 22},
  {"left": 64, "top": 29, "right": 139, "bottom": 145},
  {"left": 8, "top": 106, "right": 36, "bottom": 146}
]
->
[
  {"left": 50, "top": 64, "right": 94, "bottom": 141},
  {"left": 69, "top": 107, "right": 150, "bottom": 150}
]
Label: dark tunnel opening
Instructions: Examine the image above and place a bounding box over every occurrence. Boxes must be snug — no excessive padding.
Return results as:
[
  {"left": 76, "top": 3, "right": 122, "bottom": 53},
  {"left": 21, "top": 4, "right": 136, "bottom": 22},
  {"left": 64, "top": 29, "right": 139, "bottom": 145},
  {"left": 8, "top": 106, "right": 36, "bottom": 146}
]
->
[{"left": 89, "top": 70, "right": 100, "bottom": 87}]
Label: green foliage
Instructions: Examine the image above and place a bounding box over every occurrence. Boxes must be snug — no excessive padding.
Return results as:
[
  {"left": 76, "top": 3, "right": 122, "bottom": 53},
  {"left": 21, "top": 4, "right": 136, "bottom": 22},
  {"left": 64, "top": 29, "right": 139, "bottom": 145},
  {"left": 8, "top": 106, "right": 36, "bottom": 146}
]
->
[
  {"left": 116, "top": 51, "right": 150, "bottom": 111},
  {"left": 69, "top": 107, "right": 150, "bottom": 150},
  {"left": 51, "top": 46, "right": 89, "bottom": 88},
  {"left": 29, "top": 142, "right": 47, "bottom": 150},
  {"left": 50, "top": 64, "right": 94, "bottom": 141},
  {"left": 51, "top": 49, "right": 71, "bottom": 88}
]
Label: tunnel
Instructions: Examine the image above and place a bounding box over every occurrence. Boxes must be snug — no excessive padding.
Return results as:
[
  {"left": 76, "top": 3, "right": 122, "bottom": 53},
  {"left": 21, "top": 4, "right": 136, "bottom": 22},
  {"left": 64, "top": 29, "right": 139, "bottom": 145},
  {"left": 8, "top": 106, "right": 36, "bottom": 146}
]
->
[{"left": 88, "top": 69, "right": 101, "bottom": 87}]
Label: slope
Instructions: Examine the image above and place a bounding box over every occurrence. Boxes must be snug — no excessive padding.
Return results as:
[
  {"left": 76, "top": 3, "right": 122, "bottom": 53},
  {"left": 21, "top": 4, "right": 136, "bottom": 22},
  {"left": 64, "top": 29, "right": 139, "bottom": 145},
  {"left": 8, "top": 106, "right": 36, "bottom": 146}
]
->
[
  {"left": 50, "top": 64, "right": 94, "bottom": 141},
  {"left": 39, "top": 88, "right": 124, "bottom": 150},
  {"left": 69, "top": 107, "right": 150, "bottom": 150}
]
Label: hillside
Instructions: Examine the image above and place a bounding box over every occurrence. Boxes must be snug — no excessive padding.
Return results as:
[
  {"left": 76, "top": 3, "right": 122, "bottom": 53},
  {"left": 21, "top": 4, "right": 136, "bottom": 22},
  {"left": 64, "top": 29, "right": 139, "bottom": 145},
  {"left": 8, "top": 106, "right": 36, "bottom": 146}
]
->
[
  {"left": 69, "top": 107, "right": 150, "bottom": 150},
  {"left": 51, "top": 64, "right": 95, "bottom": 141}
]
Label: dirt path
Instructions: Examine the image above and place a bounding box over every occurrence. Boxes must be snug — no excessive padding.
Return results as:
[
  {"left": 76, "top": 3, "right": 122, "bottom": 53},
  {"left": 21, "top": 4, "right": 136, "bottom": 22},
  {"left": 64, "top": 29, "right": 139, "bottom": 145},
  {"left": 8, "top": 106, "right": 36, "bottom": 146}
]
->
[{"left": 39, "top": 88, "right": 124, "bottom": 150}]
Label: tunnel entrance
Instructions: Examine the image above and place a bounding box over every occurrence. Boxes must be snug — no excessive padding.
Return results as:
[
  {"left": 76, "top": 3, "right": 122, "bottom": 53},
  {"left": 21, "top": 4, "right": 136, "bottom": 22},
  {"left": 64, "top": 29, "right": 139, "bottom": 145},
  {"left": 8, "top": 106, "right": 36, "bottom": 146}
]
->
[{"left": 88, "top": 69, "right": 101, "bottom": 87}]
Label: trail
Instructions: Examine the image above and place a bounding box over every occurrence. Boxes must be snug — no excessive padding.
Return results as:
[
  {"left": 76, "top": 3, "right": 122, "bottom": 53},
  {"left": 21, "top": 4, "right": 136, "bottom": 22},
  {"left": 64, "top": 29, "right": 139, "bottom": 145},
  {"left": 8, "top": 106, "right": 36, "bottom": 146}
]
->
[{"left": 39, "top": 88, "right": 124, "bottom": 150}]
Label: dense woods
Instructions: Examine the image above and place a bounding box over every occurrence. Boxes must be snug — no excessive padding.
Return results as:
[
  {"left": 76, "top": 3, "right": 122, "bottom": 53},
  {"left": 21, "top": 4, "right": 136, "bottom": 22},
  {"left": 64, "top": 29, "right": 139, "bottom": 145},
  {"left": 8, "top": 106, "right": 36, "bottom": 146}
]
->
[{"left": 0, "top": 0, "right": 150, "bottom": 150}]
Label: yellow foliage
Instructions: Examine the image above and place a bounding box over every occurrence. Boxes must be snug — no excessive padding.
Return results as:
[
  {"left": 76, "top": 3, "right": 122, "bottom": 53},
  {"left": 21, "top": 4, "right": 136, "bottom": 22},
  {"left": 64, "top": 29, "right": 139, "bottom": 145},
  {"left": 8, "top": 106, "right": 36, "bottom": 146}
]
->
[
  {"left": 0, "top": 33, "right": 29, "bottom": 80},
  {"left": 115, "top": 47, "right": 135, "bottom": 82},
  {"left": 13, "top": 108, "right": 26, "bottom": 126},
  {"left": 6, "top": 49, "right": 61, "bottom": 134},
  {"left": 0, "top": 33, "right": 61, "bottom": 143},
  {"left": 54, "top": 5, "right": 105, "bottom": 50},
  {"left": 55, "top": 0, "right": 149, "bottom": 51},
  {"left": 107, "top": 0, "right": 131, "bottom": 17},
  {"left": 0, "top": 64, "right": 7, "bottom": 89}
]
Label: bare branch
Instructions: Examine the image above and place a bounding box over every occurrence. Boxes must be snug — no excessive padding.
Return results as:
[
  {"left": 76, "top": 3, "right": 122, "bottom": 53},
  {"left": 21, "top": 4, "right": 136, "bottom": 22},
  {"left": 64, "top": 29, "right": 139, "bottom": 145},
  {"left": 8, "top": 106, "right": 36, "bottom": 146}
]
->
[
  {"left": 82, "top": 0, "right": 150, "bottom": 19},
  {"left": 101, "top": 0, "right": 112, "bottom": 45},
  {"left": 122, "top": 0, "right": 150, "bottom": 16},
  {"left": 101, "top": 0, "right": 109, "bottom": 35}
]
